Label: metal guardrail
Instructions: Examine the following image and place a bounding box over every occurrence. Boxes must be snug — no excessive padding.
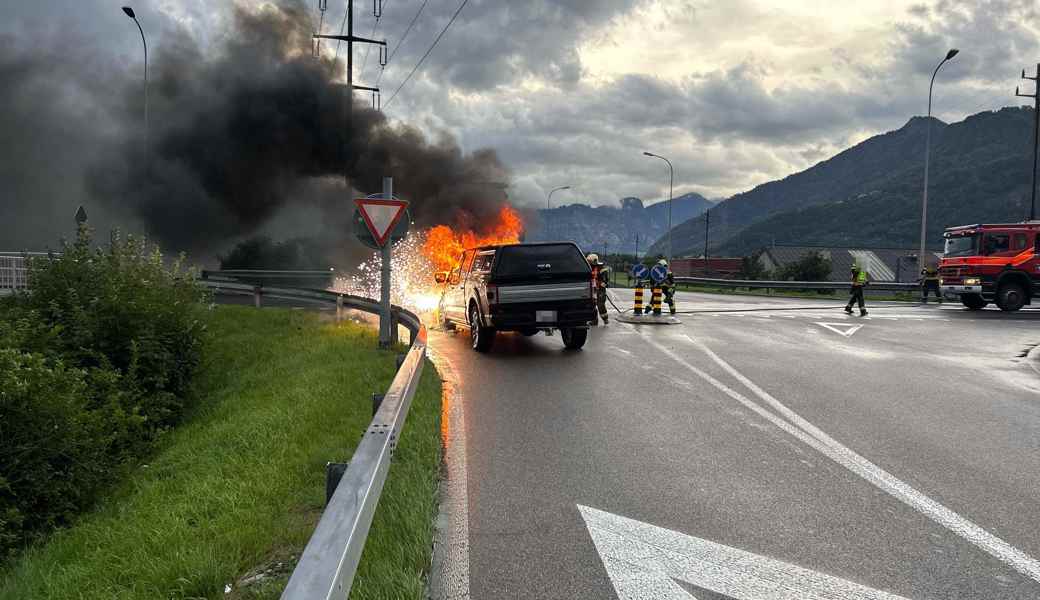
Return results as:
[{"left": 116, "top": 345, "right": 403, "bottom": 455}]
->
[
  {"left": 674, "top": 276, "right": 921, "bottom": 293},
  {"left": 199, "top": 277, "right": 427, "bottom": 599}
]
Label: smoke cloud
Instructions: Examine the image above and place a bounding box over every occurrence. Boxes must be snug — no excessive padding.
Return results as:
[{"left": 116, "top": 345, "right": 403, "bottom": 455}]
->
[{"left": 3, "top": 0, "right": 511, "bottom": 260}]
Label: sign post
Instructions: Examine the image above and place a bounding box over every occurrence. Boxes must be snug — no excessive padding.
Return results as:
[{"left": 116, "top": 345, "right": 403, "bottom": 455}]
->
[
  {"left": 379, "top": 178, "right": 393, "bottom": 348},
  {"left": 353, "top": 177, "right": 409, "bottom": 349}
]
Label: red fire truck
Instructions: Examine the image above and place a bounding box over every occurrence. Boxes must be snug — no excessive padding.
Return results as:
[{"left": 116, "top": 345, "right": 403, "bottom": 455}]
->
[{"left": 939, "top": 222, "right": 1040, "bottom": 311}]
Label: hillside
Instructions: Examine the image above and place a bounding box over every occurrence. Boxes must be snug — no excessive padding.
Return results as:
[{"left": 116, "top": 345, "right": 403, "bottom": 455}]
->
[
  {"left": 649, "top": 107, "right": 1037, "bottom": 257},
  {"left": 527, "top": 193, "right": 713, "bottom": 254}
]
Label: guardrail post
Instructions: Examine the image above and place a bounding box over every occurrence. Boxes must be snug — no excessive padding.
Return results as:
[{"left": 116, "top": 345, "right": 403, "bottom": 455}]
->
[
  {"left": 390, "top": 314, "right": 399, "bottom": 345},
  {"left": 253, "top": 285, "right": 262, "bottom": 308},
  {"left": 336, "top": 294, "right": 344, "bottom": 322},
  {"left": 372, "top": 393, "right": 385, "bottom": 416},
  {"left": 325, "top": 462, "right": 349, "bottom": 506}
]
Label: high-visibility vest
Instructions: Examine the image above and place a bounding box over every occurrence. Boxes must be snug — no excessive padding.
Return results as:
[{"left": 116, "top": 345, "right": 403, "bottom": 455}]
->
[
  {"left": 922, "top": 268, "right": 939, "bottom": 281},
  {"left": 852, "top": 270, "right": 867, "bottom": 285}
]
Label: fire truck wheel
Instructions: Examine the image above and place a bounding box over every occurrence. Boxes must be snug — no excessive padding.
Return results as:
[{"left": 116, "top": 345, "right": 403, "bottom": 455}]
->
[
  {"left": 561, "top": 327, "right": 588, "bottom": 350},
  {"left": 960, "top": 294, "right": 987, "bottom": 310},
  {"left": 996, "top": 283, "right": 1026, "bottom": 312},
  {"left": 469, "top": 304, "right": 496, "bottom": 352}
]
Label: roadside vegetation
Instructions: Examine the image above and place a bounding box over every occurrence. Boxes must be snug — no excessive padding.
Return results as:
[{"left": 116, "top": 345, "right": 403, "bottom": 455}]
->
[
  {"left": 0, "top": 228, "right": 208, "bottom": 561},
  {"left": 0, "top": 306, "right": 442, "bottom": 600}
]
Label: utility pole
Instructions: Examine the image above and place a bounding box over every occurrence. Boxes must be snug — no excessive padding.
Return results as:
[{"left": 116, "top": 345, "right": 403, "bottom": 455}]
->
[
  {"left": 704, "top": 209, "right": 710, "bottom": 276},
  {"left": 1016, "top": 63, "right": 1039, "bottom": 221},
  {"left": 315, "top": 1, "right": 387, "bottom": 183}
]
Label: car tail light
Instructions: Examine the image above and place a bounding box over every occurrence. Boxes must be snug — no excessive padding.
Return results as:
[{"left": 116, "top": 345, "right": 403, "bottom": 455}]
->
[{"left": 486, "top": 284, "right": 498, "bottom": 305}]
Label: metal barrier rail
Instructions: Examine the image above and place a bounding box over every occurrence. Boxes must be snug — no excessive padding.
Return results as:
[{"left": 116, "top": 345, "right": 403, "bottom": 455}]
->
[
  {"left": 674, "top": 276, "right": 921, "bottom": 293},
  {"left": 199, "top": 278, "right": 427, "bottom": 599},
  {"left": 201, "top": 269, "right": 336, "bottom": 280}
]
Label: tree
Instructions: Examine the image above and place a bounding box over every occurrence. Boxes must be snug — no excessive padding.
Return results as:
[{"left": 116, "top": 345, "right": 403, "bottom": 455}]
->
[
  {"left": 778, "top": 251, "right": 831, "bottom": 281},
  {"left": 738, "top": 251, "right": 769, "bottom": 280}
]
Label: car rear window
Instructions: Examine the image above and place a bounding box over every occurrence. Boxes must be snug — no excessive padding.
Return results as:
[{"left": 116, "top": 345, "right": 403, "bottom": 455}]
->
[{"left": 492, "top": 244, "right": 590, "bottom": 279}]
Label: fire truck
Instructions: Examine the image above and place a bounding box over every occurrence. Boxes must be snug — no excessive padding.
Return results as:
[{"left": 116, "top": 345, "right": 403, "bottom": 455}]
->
[{"left": 939, "top": 222, "right": 1040, "bottom": 311}]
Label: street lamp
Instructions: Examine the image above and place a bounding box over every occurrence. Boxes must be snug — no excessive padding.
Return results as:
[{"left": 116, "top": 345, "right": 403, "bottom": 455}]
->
[
  {"left": 122, "top": 7, "right": 148, "bottom": 169},
  {"left": 546, "top": 185, "right": 570, "bottom": 241},
  {"left": 918, "top": 48, "right": 959, "bottom": 272},
  {"left": 643, "top": 151, "right": 674, "bottom": 263}
]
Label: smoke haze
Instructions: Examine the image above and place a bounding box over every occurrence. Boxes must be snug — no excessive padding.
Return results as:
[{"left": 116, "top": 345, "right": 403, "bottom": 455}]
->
[{"left": 2, "top": 0, "right": 511, "bottom": 262}]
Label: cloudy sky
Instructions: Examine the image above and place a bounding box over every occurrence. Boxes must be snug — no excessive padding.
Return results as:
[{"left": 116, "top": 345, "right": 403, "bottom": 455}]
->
[{"left": 2, "top": 0, "right": 1038, "bottom": 222}]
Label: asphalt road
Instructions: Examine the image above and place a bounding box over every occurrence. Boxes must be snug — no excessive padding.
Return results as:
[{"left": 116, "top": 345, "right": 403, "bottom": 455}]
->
[{"left": 429, "top": 290, "right": 1040, "bottom": 599}]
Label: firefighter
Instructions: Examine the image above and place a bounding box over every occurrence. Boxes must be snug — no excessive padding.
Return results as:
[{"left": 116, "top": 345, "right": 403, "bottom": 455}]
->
[
  {"left": 920, "top": 263, "right": 942, "bottom": 303},
  {"left": 644, "top": 258, "right": 677, "bottom": 315},
  {"left": 587, "top": 253, "right": 610, "bottom": 324},
  {"left": 844, "top": 263, "right": 868, "bottom": 316}
]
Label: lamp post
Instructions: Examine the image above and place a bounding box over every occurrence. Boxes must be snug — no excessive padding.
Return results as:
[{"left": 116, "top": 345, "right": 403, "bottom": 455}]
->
[
  {"left": 122, "top": 7, "right": 148, "bottom": 169},
  {"left": 546, "top": 185, "right": 570, "bottom": 240},
  {"left": 643, "top": 152, "right": 674, "bottom": 263},
  {"left": 918, "top": 48, "right": 959, "bottom": 271}
]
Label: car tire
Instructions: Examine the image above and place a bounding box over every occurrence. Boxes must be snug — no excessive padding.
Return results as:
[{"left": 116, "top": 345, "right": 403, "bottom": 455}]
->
[
  {"left": 561, "top": 327, "right": 588, "bottom": 350},
  {"left": 960, "top": 294, "right": 987, "bottom": 310},
  {"left": 519, "top": 328, "right": 539, "bottom": 337},
  {"left": 996, "top": 282, "right": 1026, "bottom": 312},
  {"left": 469, "top": 304, "right": 495, "bottom": 352}
]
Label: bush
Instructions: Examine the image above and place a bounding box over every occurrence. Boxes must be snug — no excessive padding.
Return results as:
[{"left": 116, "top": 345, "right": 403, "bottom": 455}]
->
[
  {"left": 0, "top": 227, "right": 208, "bottom": 560},
  {"left": 777, "top": 250, "right": 832, "bottom": 282}
]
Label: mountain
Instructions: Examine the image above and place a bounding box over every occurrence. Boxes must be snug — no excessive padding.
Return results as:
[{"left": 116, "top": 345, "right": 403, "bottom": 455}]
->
[
  {"left": 527, "top": 192, "right": 714, "bottom": 254},
  {"left": 648, "top": 107, "right": 1037, "bottom": 257}
]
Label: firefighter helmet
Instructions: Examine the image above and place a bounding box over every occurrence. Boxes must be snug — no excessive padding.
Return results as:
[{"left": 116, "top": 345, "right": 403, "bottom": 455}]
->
[
  {"left": 657, "top": 259, "right": 668, "bottom": 267},
  {"left": 586, "top": 253, "right": 600, "bottom": 265}
]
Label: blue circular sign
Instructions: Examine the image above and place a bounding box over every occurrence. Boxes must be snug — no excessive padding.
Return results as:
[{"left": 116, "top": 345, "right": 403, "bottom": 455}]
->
[
  {"left": 631, "top": 264, "right": 649, "bottom": 279},
  {"left": 650, "top": 264, "right": 668, "bottom": 284}
]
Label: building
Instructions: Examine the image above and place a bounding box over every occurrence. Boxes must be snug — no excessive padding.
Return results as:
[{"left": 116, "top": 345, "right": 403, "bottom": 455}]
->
[
  {"left": 671, "top": 257, "right": 742, "bottom": 278},
  {"left": 757, "top": 246, "right": 942, "bottom": 282}
]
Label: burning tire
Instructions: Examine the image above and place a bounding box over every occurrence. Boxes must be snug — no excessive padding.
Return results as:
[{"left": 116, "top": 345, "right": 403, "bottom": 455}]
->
[
  {"left": 996, "top": 282, "right": 1026, "bottom": 312},
  {"left": 469, "top": 304, "right": 495, "bottom": 352},
  {"left": 960, "top": 294, "right": 987, "bottom": 310},
  {"left": 561, "top": 327, "right": 588, "bottom": 350}
]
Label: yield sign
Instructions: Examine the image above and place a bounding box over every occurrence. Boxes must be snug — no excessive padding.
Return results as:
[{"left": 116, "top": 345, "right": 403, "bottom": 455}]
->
[
  {"left": 355, "top": 198, "right": 409, "bottom": 247},
  {"left": 816, "top": 322, "right": 863, "bottom": 338},
  {"left": 579, "top": 505, "right": 909, "bottom": 599}
]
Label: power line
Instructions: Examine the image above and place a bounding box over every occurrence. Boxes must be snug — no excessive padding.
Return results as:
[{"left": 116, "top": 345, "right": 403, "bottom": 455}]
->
[
  {"left": 333, "top": 0, "right": 356, "bottom": 61},
  {"left": 376, "top": 0, "right": 428, "bottom": 86},
  {"left": 384, "top": 0, "right": 468, "bottom": 109}
]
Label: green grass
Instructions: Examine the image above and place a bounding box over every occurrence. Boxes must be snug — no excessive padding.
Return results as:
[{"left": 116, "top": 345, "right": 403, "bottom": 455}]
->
[{"left": 0, "top": 306, "right": 442, "bottom": 600}]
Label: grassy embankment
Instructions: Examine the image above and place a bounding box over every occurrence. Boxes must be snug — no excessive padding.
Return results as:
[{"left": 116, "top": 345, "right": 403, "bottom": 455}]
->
[{"left": 0, "top": 306, "right": 442, "bottom": 600}]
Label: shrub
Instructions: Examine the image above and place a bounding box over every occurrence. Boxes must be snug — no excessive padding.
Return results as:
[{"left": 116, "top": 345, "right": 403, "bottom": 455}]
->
[
  {"left": 0, "top": 227, "right": 208, "bottom": 560},
  {"left": 25, "top": 228, "right": 209, "bottom": 429}
]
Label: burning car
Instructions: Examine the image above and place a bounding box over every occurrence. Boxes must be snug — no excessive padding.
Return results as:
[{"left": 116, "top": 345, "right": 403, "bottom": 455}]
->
[{"left": 434, "top": 242, "right": 597, "bottom": 352}]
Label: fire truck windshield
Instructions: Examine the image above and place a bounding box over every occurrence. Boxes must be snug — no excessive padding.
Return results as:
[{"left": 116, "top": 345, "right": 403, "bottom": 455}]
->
[{"left": 944, "top": 234, "right": 978, "bottom": 257}]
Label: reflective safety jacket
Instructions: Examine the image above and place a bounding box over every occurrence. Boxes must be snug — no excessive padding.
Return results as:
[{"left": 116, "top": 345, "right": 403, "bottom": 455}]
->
[
  {"left": 851, "top": 270, "right": 868, "bottom": 286},
  {"left": 592, "top": 265, "right": 610, "bottom": 289},
  {"left": 921, "top": 267, "right": 939, "bottom": 281}
]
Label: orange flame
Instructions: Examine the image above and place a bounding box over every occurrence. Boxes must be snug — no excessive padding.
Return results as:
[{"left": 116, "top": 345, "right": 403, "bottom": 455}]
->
[{"left": 422, "top": 205, "right": 524, "bottom": 272}]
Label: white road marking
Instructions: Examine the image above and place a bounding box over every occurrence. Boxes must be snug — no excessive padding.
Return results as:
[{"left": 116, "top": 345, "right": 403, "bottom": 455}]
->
[
  {"left": 426, "top": 349, "right": 471, "bottom": 600},
  {"left": 816, "top": 322, "right": 864, "bottom": 337},
  {"left": 578, "top": 505, "right": 911, "bottom": 600},
  {"left": 638, "top": 331, "right": 1040, "bottom": 585}
]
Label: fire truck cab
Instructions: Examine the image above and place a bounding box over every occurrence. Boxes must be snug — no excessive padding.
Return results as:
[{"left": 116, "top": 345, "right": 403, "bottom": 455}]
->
[{"left": 940, "top": 222, "right": 1040, "bottom": 311}]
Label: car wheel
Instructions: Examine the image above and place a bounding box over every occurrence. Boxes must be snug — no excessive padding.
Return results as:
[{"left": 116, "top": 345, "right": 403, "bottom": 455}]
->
[
  {"left": 520, "top": 328, "right": 539, "bottom": 337},
  {"left": 469, "top": 305, "right": 495, "bottom": 352},
  {"left": 561, "top": 327, "right": 588, "bottom": 350},
  {"left": 960, "top": 294, "right": 987, "bottom": 310},
  {"left": 996, "top": 282, "right": 1026, "bottom": 312}
]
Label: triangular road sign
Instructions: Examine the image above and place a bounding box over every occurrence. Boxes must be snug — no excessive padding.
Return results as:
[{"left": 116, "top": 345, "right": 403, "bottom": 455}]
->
[
  {"left": 578, "top": 505, "right": 909, "bottom": 600},
  {"left": 816, "top": 322, "right": 863, "bottom": 338},
  {"left": 355, "top": 198, "right": 409, "bottom": 247}
]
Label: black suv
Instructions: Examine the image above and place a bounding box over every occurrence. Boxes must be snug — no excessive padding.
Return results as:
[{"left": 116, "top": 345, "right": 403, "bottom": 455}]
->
[{"left": 435, "top": 242, "right": 596, "bottom": 351}]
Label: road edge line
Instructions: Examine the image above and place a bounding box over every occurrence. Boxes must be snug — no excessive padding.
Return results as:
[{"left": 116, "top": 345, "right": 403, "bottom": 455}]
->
[{"left": 426, "top": 343, "right": 471, "bottom": 600}]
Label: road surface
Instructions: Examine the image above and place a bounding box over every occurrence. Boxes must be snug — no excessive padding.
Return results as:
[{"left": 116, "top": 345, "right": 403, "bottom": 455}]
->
[{"left": 429, "top": 290, "right": 1040, "bottom": 599}]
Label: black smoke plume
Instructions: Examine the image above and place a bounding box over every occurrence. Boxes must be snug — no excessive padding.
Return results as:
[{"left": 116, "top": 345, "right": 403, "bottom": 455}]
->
[{"left": 3, "top": 1, "right": 510, "bottom": 260}]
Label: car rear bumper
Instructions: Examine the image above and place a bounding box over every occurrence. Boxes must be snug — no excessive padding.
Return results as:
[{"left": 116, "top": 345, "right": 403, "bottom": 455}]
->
[{"left": 488, "top": 302, "right": 596, "bottom": 330}]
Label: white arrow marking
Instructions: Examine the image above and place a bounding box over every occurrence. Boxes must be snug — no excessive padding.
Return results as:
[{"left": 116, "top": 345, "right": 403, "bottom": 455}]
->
[
  {"left": 816, "top": 322, "right": 863, "bottom": 337},
  {"left": 579, "top": 505, "right": 910, "bottom": 600}
]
